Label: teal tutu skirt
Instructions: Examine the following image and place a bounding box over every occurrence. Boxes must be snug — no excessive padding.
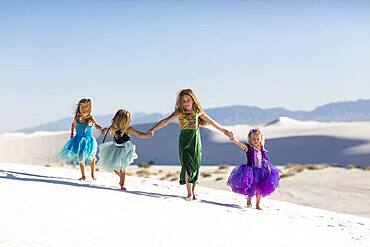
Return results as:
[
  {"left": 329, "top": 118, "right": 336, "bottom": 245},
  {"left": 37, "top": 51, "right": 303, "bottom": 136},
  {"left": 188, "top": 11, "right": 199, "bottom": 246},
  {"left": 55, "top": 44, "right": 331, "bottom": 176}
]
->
[
  {"left": 60, "top": 135, "right": 98, "bottom": 165},
  {"left": 98, "top": 141, "right": 138, "bottom": 172}
]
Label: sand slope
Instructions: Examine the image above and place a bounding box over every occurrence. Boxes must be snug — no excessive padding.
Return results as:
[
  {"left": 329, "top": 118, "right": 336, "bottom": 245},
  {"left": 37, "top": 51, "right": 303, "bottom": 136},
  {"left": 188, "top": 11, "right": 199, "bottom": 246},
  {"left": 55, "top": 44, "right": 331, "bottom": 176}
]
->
[{"left": 1, "top": 118, "right": 370, "bottom": 166}]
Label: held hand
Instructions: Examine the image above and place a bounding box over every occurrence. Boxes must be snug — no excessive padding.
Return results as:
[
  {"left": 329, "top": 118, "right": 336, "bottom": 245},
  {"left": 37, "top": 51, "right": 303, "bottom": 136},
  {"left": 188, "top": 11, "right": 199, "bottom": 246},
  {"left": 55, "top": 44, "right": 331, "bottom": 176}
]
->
[
  {"left": 223, "top": 129, "right": 233, "bottom": 139},
  {"left": 229, "top": 131, "right": 234, "bottom": 140},
  {"left": 146, "top": 131, "right": 154, "bottom": 139},
  {"left": 101, "top": 128, "right": 109, "bottom": 134}
]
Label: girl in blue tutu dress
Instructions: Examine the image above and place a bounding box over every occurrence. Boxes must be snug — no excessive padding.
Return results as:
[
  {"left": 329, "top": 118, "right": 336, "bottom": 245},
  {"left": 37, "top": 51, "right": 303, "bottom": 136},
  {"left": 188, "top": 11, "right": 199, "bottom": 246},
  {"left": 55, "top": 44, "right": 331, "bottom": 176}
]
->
[
  {"left": 99, "top": 109, "right": 152, "bottom": 191},
  {"left": 227, "top": 128, "right": 280, "bottom": 210},
  {"left": 60, "top": 98, "right": 105, "bottom": 181}
]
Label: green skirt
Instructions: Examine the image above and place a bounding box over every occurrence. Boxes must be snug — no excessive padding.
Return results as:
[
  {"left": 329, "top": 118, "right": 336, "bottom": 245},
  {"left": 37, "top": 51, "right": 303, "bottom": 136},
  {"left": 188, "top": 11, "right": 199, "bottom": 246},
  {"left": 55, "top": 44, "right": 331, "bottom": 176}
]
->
[{"left": 178, "top": 129, "right": 202, "bottom": 185}]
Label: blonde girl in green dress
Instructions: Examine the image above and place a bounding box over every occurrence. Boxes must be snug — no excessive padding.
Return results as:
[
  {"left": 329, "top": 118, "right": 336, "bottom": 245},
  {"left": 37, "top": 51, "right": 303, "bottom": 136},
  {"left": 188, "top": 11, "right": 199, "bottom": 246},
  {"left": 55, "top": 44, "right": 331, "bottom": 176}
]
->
[{"left": 147, "top": 89, "right": 233, "bottom": 201}]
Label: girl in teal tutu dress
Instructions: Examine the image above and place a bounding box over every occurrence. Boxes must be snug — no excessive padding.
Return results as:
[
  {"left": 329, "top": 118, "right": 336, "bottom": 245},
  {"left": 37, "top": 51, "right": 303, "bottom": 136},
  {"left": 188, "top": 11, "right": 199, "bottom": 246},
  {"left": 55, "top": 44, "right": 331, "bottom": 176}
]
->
[
  {"left": 99, "top": 109, "right": 152, "bottom": 191},
  {"left": 60, "top": 98, "right": 105, "bottom": 181}
]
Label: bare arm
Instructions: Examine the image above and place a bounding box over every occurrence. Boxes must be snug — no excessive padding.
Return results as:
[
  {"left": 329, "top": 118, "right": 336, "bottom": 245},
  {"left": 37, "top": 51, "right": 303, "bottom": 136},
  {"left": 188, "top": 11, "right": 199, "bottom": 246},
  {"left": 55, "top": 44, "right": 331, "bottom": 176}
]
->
[
  {"left": 148, "top": 112, "right": 178, "bottom": 133},
  {"left": 199, "top": 113, "right": 233, "bottom": 138},
  {"left": 128, "top": 127, "right": 152, "bottom": 139},
  {"left": 92, "top": 117, "right": 104, "bottom": 133},
  {"left": 70, "top": 119, "right": 76, "bottom": 139},
  {"left": 231, "top": 137, "right": 249, "bottom": 152}
]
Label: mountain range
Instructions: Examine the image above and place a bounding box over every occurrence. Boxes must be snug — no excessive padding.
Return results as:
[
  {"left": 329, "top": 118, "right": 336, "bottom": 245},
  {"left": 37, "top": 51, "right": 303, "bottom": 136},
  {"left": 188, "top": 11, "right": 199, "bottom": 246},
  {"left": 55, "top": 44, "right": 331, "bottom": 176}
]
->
[{"left": 19, "top": 99, "right": 370, "bottom": 133}]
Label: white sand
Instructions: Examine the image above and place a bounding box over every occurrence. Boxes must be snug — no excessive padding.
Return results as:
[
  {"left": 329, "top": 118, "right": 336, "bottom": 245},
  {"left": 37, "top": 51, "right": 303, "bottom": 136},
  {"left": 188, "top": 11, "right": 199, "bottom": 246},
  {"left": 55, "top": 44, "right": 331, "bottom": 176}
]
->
[
  {"left": 1, "top": 162, "right": 370, "bottom": 247},
  {"left": 127, "top": 165, "right": 370, "bottom": 218}
]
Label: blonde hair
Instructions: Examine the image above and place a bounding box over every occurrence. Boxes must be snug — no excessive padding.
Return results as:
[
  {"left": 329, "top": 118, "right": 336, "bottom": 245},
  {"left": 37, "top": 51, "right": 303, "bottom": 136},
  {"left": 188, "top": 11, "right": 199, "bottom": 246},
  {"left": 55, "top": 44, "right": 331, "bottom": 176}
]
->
[
  {"left": 74, "top": 98, "right": 93, "bottom": 124},
  {"left": 248, "top": 128, "right": 265, "bottom": 148},
  {"left": 174, "top": 89, "right": 206, "bottom": 126},
  {"left": 110, "top": 109, "right": 131, "bottom": 139}
]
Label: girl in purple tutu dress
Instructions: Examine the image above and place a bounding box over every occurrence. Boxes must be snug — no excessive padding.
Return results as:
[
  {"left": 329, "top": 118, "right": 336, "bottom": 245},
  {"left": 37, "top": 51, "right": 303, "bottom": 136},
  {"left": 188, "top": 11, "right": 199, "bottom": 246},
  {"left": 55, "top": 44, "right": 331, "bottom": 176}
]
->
[{"left": 227, "top": 128, "right": 280, "bottom": 210}]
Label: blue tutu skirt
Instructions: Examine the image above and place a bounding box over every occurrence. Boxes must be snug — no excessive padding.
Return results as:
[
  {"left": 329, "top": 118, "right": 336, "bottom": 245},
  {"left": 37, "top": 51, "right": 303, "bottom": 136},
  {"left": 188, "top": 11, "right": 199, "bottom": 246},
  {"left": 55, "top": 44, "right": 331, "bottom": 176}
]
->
[
  {"left": 227, "top": 161, "right": 280, "bottom": 197},
  {"left": 98, "top": 141, "right": 138, "bottom": 172},
  {"left": 60, "top": 135, "right": 98, "bottom": 165}
]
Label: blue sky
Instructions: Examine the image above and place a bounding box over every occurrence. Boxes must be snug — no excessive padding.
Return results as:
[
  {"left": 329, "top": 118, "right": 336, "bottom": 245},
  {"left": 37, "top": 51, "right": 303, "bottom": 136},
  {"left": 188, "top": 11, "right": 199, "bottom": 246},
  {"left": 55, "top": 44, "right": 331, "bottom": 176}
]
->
[{"left": 1, "top": 0, "right": 370, "bottom": 132}]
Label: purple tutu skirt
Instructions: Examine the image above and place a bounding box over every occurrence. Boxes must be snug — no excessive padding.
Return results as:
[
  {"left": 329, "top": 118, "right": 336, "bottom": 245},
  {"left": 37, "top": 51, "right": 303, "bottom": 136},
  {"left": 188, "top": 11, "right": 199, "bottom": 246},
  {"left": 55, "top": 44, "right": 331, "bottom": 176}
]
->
[{"left": 227, "top": 161, "right": 280, "bottom": 197}]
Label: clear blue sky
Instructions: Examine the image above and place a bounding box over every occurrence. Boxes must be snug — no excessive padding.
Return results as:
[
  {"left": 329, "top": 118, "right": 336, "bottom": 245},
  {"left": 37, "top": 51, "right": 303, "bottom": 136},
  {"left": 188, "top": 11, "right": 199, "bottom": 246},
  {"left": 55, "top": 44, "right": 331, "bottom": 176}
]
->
[{"left": 1, "top": 0, "right": 370, "bottom": 132}]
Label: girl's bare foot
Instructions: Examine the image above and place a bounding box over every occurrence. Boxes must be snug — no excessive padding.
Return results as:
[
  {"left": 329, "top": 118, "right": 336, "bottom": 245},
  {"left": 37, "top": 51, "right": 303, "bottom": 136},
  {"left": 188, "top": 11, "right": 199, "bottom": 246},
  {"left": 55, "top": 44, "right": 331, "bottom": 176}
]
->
[
  {"left": 91, "top": 175, "right": 97, "bottom": 180},
  {"left": 246, "top": 197, "right": 252, "bottom": 208},
  {"left": 192, "top": 194, "right": 197, "bottom": 200},
  {"left": 185, "top": 194, "right": 193, "bottom": 201},
  {"left": 120, "top": 186, "right": 127, "bottom": 191},
  {"left": 78, "top": 176, "right": 86, "bottom": 181},
  {"left": 256, "top": 206, "right": 263, "bottom": 210}
]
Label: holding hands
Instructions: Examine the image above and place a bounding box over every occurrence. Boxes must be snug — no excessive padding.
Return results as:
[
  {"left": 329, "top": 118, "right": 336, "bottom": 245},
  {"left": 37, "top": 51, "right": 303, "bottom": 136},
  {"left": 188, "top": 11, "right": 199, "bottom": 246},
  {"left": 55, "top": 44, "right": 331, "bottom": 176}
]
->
[
  {"left": 101, "top": 127, "right": 110, "bottom": 134},
  {"left": 222, "top": 128, "right": 234, "bottom": 140},
  {"left": 145, "top": 130, "right": 154, "bottom": 139}
]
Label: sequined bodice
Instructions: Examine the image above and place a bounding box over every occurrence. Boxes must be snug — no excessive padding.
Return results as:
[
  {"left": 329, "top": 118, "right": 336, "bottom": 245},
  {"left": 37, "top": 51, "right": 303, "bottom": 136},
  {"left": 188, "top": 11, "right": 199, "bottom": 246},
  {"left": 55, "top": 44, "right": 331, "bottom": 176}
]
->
[{"left": 178, "top": 112, "right": 199, "bottom": 130}]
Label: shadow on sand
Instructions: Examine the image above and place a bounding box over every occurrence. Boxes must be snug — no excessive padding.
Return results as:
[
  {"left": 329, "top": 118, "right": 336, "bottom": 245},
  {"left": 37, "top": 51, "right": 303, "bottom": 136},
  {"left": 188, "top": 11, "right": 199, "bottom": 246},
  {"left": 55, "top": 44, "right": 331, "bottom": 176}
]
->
[{"left": 0, "top": 169, "right": 242, "bottom": 210}]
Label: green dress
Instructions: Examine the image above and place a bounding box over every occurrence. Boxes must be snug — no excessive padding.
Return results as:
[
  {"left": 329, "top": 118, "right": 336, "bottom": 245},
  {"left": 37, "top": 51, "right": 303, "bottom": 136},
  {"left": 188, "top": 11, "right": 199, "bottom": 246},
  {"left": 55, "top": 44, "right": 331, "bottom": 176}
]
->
[{"left": 178, "top": 112, "right": 202, "bottom": 185}]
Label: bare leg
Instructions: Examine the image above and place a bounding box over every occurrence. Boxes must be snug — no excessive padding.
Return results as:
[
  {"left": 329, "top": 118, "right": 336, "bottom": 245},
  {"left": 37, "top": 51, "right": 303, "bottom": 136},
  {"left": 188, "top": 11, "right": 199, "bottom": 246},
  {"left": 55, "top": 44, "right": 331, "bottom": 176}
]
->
[
  {"left": 192, "top": 183, "right": 197, "bottom": 200},
  {"left": 246, "top": 197, "right": 252, "bottom": 208},
  {"left": 79, "top": 163, "right": 86, "bottom": 180},
  {"left": 185, "top": 171, "right": 192, "bottom": 201},
  {"left": 120, "top": 170, "right": 127, "bottom": 191},
  {"left": 90, "top": 159, "right": 97, "bottom": 180},
  {"left": 256, "top": 195, "right": 262, "bottom": 210}
]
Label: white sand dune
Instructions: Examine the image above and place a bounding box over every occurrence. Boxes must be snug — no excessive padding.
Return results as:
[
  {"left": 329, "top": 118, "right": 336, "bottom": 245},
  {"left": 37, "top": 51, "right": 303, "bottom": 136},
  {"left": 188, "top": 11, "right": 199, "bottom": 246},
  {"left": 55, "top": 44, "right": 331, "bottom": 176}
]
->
[
  {"left": 1, "top": 162, "right": 369, "bottom": 247},
  {"left": 1, "top": 118, "right": 370, "bottom": 166},
  {"left": 271, "top": 167, "right": 370, "bottom": 218}
]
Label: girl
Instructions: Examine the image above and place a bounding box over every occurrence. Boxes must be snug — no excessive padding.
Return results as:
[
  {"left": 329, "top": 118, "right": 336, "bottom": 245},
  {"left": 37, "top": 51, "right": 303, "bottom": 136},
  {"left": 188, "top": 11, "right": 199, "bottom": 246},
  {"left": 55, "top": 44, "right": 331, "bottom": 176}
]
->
[
  {"left": 146, "top": 89, "right": 233, "bottom": 201},
  {"left": 60, "top": 98, "right": 104, "bottom": 181},
  {"left": 227, "top": 128, "right": 280, "bottom": 210},
  {"left": 99, "top": 109, "right": 151, "bottom": 191}
]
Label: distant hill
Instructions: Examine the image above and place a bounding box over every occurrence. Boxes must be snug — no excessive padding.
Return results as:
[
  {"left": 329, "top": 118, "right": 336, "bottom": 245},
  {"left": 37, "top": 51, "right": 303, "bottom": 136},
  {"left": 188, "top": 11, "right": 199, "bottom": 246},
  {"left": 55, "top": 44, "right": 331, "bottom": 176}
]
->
[{"left": 18, "top": 99, "right": 370, "bottom": 133}]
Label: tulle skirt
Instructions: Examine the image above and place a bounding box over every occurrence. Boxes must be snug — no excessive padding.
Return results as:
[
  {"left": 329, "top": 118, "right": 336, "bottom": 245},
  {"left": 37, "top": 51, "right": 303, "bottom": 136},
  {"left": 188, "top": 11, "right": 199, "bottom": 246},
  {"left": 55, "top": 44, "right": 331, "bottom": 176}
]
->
[
  {"left": 227, "top": 161, "right": 280, "bottom": 197},
  {"left": 60, "top": 135, "right": 98, "bottom": 165},
  {"left": 98, "top": 141, "right": 138, "bottom": 172}
]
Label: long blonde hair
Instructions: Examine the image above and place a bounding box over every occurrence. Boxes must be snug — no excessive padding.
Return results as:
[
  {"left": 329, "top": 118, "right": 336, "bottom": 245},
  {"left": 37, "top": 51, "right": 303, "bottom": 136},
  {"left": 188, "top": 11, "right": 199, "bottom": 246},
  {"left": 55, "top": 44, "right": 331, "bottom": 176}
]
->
[
  {"left": 174, "top": 89, "right": 206, "bottom": 126},
  {"left": 110, "top": 109, "right": 131, "bottom": 139},
  {"left": 248, "top": 128, "right": 265, "bottom": 148},
  {"left": 74, "top": 98, "right": 93, "bottom": 124}
]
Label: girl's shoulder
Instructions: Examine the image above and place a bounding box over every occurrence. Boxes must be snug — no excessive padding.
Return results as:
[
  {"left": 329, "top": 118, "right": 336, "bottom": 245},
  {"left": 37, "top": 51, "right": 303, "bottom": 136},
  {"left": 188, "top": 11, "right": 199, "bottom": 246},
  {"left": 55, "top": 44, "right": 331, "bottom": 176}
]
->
[
  {"left": 89, "top": 116, "right": 97, "bottom": 124},
  {"left": 244, "top": 143, "right": 251, "bottom": 153}
]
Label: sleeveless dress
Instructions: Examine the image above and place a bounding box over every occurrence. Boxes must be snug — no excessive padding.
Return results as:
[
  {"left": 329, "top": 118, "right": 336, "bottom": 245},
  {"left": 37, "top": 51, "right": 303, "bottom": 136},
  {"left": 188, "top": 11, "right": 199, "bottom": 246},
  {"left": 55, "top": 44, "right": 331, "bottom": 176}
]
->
[
  {"left": 227, "top": 143, "right": 280, "bottom": 197},
  {"left": 98, "top": 130, "right": 138, "bottom": 172},
  {"left": 178, "top": 112, "right": 202, "bottom": 185},
  {"left": 60, "top": 121, "right": 98, "bottom": 165}
]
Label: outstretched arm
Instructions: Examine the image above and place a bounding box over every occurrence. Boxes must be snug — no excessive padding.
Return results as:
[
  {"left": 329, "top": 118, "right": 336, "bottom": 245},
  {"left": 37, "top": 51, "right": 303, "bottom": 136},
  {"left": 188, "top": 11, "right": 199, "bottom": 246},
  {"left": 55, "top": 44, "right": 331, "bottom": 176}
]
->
[
  {"left": 147, "top": 112, "right": 178, "bottom": 134},
  {"left": 70, "top": 119, "right": 77, "bottom": 139},
  {"left": 92, "top": 117, "right": 104, "bottom": 133},
  {"left": 230, "top": 136, "right": 249, "bottom": 152},
  {"left": 129, "top": 127, "right": 152, "bottom": 139},
  {"left": 199, "top": 113, "right": 233, "bottom": 138}
]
